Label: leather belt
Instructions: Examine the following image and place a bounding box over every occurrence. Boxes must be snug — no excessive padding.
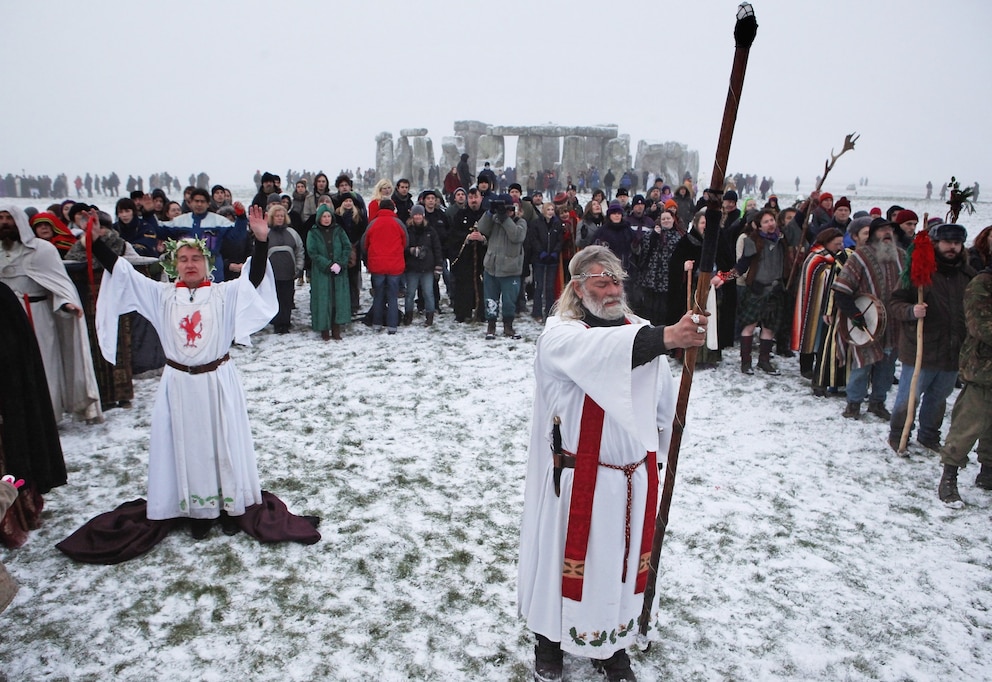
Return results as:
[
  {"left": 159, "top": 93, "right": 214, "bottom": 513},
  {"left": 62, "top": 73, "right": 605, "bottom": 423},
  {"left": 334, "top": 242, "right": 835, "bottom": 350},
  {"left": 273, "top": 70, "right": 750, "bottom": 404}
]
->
[
  {"left": 27, "top": 295, "right": 48, "bottom": 302},
  {"left": 166, "top": 353, "right": 230, "bottom": 375},
  {"left": 554, "top": 452, "right": 577, "bottom": 469}
]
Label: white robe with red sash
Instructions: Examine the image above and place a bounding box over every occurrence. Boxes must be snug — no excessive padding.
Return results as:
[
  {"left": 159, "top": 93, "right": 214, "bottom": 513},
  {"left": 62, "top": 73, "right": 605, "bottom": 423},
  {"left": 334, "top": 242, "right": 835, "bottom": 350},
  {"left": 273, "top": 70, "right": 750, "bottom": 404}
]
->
[
  {"left": 95, "top": 257, "right": 277, "bottom": 520},
  {"left": 518, "top": 313, "right": 677, "bottom": 659}
]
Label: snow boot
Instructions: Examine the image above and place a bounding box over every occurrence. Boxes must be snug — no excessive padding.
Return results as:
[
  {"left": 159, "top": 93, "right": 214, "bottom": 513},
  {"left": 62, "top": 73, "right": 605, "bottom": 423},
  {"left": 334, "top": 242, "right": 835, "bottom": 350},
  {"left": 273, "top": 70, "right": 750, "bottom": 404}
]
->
[
  {"left": 425, "top": 313, "right": 434, "bottom": 327},
  {"left": 867, "top": 401, "right": 892, "bottom": 420},
  {"left": 740, "top": 335, "right": 754, "bottom": 375},
  {"left": 842, "top": 402, "right": 861, "bottom": 420},
  {"left": 758, "top": 339, "right": 781, "bottom": 375},
  {"left": 503, "top": 319, "right": 521, "bottom": 340},
  {"left": 975, "top": 463, "right": 992, "bottom": 490},
  {"left": 533, "top": 635, "right": 563, "bottom": 682},
  {"left": 190, "top": 518, "right": 212, "bottom": 540},
  {"left": 916, "top": 434, "right": 941, "bottom": 452},
  {"left": 402, "top": 311, "right": 414, "bottom": 326},
  {"left": 331, "top": 324, "right": 342, "bottom": 341},
  {"left": 485, "top": 319, "right": 497, "bottom": 340},
  {"left": 220, "top": 511, "right": 240, "bottom": 536},
  {"left": 938, "top": 465, "right": 965, "bottom": 509},
  {"left": 320, "top": 330, "right": 330, "bottom": 341},
  {"left": 591, "top": 648, "right": 637, "bottom": 681}
]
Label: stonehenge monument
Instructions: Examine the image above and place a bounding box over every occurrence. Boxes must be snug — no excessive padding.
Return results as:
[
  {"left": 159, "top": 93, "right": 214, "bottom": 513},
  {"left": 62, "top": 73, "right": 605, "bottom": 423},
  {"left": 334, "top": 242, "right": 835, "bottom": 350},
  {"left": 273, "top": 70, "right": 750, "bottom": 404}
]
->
[{"left": 375, "top": 122, "right": 698, "bottom": 192}]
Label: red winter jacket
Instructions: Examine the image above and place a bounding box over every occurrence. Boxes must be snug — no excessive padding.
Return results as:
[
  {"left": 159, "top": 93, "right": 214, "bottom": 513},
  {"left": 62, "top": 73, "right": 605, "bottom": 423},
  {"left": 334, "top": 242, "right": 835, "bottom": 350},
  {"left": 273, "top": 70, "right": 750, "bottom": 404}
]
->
[{"left": 362, "top": 209, "right": 408, "bottom": 275}]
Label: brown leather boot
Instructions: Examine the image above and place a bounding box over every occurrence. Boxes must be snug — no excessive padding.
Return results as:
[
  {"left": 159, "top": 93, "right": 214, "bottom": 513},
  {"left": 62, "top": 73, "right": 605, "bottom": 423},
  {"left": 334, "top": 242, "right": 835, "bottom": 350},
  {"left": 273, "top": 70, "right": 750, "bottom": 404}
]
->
[
  {"left": 331, "top": 324, "right": 342, "bottom": 340},
  {"left": 320, "top": 330, "right": 330, "bottom": 341},
  {"left": 503, "top": 319, "right": 521, "bottom": 339},
  {"left": 425, "top": 313, "right": 434, "bottom": 327},
  {"left": 740, "top": 335, "right": 754, "bottom": 375},
  {"left": 486, "top": 319, "right": 497, "bottom": 340}
]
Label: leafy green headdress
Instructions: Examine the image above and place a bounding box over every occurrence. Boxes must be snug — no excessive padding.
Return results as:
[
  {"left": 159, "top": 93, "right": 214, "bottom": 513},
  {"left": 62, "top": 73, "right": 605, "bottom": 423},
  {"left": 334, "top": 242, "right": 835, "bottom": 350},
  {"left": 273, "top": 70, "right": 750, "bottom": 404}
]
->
[{"left": 162, "top": 237, "right": 215, "bottom": 280}]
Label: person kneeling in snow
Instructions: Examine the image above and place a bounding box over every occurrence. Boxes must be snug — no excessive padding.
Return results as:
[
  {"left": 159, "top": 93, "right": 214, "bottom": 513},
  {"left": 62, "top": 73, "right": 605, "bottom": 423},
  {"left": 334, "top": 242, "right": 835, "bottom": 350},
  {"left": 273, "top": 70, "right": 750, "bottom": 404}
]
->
[{"left": 59, "top": 206, "right": 319, "bottom": 552}]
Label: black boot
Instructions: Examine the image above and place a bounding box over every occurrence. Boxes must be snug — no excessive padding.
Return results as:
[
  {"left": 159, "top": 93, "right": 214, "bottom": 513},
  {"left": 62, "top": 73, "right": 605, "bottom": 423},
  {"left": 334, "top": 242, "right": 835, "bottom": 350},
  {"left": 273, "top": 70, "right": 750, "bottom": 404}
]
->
[
  {"left": 591, "top": 648, "right": 637, "bottom": 681},
  {"left": 758, "top": 338, "right": 781, "bottom": 375},
  {"left": 220, "top": 511, "right": 240, "bottom": 536},
  {"left": 190, "top": 518, "right": 213, "bottom": 540},
  {"left": 533, "top": 635, "right": 563, "bottom": 682},
  {"left": 740, "top": 335, "right": 754, "bottom": 375},
  {"left": 485, "top": 319, "right": 497, "bottom": 340},
  {"left": 938, "top": 465, "right": 965, "bottom": 508},
  {"left": 976, "top": 463, "right": 992, "bottom": 490},
  {"left": 402, "top": 311, "right": 413, "bottom": 326},
  {"left": 425, "top": 313, "right": 434, "bottom": 327},
  {"left": 331, "top": 323, "right": 342, "bottom": 340}
]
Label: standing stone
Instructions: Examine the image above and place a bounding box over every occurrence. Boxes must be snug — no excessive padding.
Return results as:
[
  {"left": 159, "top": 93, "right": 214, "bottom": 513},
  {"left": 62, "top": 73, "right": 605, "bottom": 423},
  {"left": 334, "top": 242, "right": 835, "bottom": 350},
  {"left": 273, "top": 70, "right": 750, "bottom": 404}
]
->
[
  {"left": 541, "top": 136, "right": 560, "bottom": 173},
  {"left": 412, "top": 136, "right": 432, "bottom": 188},
  {"left": 605, "top": 135, "right": 631, "bottom": 178},
  {"left": 634, "top": 140, "right": 698, "bottom": 188},
  {"left": 584, "top": 136, "right": 605, "bottom": 176},
  {"left": 516, "top": 135, "right": 544, "bottom": 193},
  {"left": 453, "top": 120, "right": 489, "bottom": 169},
  {"left": 441, "top": 136, "right": 465, "bottom": 172},
  {"left": 476, "top": 134, "right": 505, "bottom": 170},
  {"left": 375, "top": 132, "right": 394, "bottom": 183},
  {"left": 561, "top": 136, "right": 585, "bottom": 190},
  {"left": 395, "top": 136, "right": 413, "bottom": 182}
]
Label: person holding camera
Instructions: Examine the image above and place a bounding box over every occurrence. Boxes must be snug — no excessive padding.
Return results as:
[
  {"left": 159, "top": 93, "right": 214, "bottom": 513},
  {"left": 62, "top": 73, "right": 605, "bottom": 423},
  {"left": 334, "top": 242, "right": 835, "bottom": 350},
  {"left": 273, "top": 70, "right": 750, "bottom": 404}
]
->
[{"left": 478, "top": 193, "right": 527, "bottom": 339}]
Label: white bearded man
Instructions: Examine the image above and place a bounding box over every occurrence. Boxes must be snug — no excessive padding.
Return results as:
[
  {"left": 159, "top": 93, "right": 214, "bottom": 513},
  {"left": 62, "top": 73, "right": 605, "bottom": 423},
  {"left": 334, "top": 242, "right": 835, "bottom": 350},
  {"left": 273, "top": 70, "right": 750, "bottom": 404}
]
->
[
  {"left": 88, "top": 206, "right": 280, "bottom": 539},
  {"left": 0, "top": 205, "right": 102, "bottom": 423},
  {"left": 518, "top": 246, "right": 708, "bottom": 682}
]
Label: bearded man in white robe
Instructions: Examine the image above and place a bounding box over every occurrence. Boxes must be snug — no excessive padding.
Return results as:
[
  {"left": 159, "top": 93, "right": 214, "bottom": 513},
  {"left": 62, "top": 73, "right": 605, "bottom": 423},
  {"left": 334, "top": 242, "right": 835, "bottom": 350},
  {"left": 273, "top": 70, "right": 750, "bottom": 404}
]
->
[
  {"left": 87, "top": 206, "right": 277, "bottom": 539},
  {"left": 0, "top": 205, "right": 101, "bottom": 423},
  {"left": 518, "top": 246, "right": 708, "bottom": 682}
]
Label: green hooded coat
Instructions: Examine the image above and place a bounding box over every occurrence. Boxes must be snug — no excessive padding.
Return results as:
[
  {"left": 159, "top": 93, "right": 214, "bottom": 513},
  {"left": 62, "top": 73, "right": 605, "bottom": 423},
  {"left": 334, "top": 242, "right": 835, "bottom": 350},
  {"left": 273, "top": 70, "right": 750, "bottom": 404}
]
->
[{"left": 307, "top": 205, "right": 353, "bottom": 329}]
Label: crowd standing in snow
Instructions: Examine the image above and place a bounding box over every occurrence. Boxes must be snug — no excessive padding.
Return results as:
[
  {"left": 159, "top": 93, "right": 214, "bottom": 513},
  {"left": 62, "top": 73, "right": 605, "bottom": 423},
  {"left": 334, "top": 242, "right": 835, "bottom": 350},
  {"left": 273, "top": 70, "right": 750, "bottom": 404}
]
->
[{"left": 1, "top": 160, "right": 990, "bottom": 681}]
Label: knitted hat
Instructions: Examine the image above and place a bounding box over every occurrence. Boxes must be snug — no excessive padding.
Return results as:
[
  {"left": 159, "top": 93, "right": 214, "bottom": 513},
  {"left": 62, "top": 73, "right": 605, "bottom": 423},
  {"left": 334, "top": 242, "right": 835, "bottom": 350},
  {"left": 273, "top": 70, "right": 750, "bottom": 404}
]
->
[
  {"left": 819, "top": 192, "right": 834, "bottom": 204},
  {"left": 410, "top": 204, "right": 426, "bottom": 217},
  {"left": 664, "top": 199, "right": 678, "bottom": 211},
  {"left": 893, "top": 209, "right": 919, "bottom": 224},
  {"left": 315, "top": 204, "right": 334, "bottom": 223},
  {"left": 606, "top": 201, "right": 624, "bottom": 216},
  {"left": 631, "top": 194, "right": 646, "bottom": 206},
  {"left": 616, "top": 187, "right": 629, "bottom": 197},
  {"left": 847, "top": 216, "right": 873, "bottom": 238},
  {"left": 723, "top": 190, "right": 738, "bottom": 202},
  {"left": 834, "top": 197, "right": 851, "bottom": 211}
]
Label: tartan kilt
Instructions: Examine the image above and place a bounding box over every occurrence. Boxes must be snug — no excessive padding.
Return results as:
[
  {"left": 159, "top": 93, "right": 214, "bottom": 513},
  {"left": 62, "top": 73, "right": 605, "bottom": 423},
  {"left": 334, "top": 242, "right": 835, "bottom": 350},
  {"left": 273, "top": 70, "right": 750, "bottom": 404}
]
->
[{"left": 737, "top": 283, "right": 784, "bottom": 331}]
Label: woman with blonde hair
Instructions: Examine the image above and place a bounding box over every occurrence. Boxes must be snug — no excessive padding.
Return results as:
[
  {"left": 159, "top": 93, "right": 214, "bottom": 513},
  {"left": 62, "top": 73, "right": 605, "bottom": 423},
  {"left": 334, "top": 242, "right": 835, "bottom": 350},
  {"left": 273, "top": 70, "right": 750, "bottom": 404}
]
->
[
  {"left": 367, "top": 179, "right": 394, "bottom": 218},
  {"left": 265, "top": 203, "right": 304, "bottom": 334}
]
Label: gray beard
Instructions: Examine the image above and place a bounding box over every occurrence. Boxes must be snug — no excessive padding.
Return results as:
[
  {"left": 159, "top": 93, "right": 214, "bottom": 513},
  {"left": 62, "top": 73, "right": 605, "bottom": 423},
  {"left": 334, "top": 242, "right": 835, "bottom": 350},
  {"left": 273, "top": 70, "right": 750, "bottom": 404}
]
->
[
  {"left": 876, "top": 240, "right": 899, "bottom": 266},
  {"left": 584, "top": 293, "right": 627, "bottom": 320}
]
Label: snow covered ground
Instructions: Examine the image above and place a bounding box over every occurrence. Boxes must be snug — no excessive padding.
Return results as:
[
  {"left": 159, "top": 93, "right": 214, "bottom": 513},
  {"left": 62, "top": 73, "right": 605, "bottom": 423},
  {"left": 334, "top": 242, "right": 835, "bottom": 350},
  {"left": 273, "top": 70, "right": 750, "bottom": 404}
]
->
[{"left": 1, "top": 185, "right": 990, "bottom": 681}]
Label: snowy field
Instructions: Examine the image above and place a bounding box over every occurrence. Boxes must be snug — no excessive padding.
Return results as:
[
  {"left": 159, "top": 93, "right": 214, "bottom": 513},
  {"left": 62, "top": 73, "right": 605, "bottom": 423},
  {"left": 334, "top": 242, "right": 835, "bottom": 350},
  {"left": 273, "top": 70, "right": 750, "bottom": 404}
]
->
[{"left": 1, "top": 184, "right": 991, "bottom": 681}]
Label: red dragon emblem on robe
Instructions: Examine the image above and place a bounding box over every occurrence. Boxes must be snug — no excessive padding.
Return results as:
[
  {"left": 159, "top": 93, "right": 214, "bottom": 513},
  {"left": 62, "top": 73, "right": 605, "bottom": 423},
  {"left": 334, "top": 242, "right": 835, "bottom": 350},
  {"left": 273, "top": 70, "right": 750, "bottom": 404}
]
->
[{"left": 179, "top": 310, "right": 203, "bottom": 347}]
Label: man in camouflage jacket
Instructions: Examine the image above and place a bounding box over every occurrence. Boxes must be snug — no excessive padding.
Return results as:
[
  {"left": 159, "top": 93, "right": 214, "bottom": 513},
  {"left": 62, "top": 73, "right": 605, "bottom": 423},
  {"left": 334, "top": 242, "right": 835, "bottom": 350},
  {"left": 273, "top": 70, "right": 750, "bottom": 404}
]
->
[{"left": 936, "top": 255, "right": 992, "bottom": 508}]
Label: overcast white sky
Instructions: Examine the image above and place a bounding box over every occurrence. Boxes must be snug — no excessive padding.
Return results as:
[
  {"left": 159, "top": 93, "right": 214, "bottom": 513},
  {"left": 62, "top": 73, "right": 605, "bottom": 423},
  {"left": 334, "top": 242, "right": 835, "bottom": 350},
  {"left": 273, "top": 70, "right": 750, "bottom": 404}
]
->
[{"left": 2, "top": 0, "right": 988, "bottom": 190}]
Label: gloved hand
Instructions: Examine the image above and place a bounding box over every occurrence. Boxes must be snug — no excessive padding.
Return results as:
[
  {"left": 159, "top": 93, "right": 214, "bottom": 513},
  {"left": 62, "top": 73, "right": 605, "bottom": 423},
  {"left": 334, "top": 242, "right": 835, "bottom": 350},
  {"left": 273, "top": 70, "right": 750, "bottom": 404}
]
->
[
  {"left": 539, "top": 251, "right": 549, "bottom": 262},
  {"left": 434, "top": 268, "right": 442, "bottom": 281},
  {"left": 1, "top": 474, "right": 24, "bottom": 489},
  {"left": 233, "top": 202, "right": 246, "bottom": 216},
  {"left": 330, "top": 263, "right": 341, "bottom": 274},
  {"left": 850, "top": 311, "right": 867, "bottom": 330}
]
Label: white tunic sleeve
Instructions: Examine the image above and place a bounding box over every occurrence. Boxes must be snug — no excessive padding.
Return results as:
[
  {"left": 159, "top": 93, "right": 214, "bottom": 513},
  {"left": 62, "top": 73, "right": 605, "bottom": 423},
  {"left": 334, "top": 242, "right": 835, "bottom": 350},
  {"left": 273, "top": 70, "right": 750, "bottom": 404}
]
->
[
  {"left": 538, "top": 317, "right": 672, "bottom": 453},
  {"left": 95, "top": 258, "right": 170, "bottom": 365}
]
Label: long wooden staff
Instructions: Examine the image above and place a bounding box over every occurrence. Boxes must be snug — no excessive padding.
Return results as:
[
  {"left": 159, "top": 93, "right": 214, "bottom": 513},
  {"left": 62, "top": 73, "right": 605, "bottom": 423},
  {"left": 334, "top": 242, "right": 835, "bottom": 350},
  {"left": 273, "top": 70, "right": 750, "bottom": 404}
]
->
[
  {"left": 898, "top": 219, "right": 935, "bottom": 452},
  {"left": 638, "top": 2, "right": 758, "bottom": 639},
  {"left": 784, "top": 133, "right": 860, "bottom": 291}
]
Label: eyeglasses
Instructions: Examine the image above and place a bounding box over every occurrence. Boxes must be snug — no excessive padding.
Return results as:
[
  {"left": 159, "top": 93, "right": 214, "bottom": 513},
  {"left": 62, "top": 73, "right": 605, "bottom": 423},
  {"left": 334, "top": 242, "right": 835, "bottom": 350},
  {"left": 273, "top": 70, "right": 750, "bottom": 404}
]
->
[{"left": 573, "top": 271, "right": 621, "bottom": 285}]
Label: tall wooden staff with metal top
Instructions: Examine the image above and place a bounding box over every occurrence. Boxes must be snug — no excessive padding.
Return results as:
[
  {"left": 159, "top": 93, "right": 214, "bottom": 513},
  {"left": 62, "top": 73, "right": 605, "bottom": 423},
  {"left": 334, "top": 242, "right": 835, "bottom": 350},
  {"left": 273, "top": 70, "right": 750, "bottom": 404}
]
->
[{"left": 638, "top": 2, "right": 758, "bottom": 639}]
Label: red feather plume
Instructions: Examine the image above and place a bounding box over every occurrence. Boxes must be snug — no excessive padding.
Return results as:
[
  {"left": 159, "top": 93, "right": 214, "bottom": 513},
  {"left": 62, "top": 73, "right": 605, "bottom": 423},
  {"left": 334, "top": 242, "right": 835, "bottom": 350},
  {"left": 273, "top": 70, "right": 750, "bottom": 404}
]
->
[{"left": 909, "top": 231, "right": 936, "bottom": 288}]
